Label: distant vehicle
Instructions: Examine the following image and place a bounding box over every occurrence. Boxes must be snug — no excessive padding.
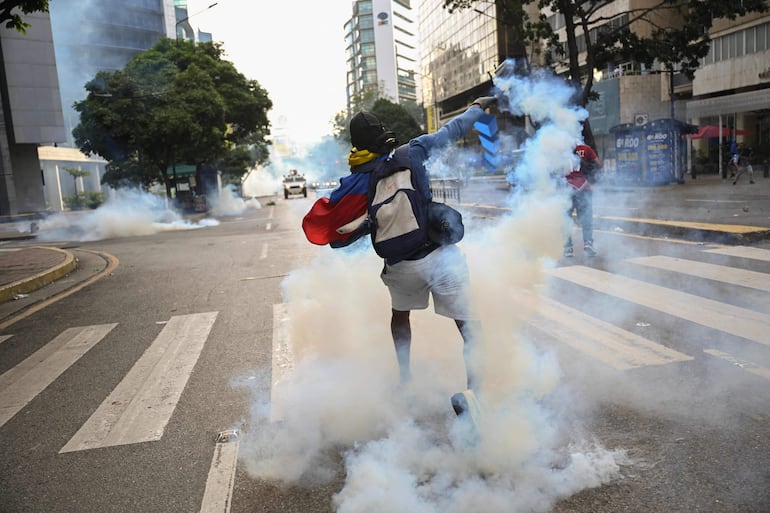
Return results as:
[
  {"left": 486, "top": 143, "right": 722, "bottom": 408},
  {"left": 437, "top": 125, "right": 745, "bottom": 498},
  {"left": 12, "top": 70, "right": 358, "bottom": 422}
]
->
[
  {"left": 308, "top": 180, "right": 339, "bottom": 190},
  {"left": 283, "top": 169, "right": 307, "bottom": 199}
]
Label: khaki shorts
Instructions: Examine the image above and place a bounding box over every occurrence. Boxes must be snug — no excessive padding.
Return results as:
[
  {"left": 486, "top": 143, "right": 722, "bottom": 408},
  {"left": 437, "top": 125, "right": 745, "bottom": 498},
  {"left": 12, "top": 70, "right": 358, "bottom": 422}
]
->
[{"left": 380, "top": 244, "right": 473, "bottom": 320}]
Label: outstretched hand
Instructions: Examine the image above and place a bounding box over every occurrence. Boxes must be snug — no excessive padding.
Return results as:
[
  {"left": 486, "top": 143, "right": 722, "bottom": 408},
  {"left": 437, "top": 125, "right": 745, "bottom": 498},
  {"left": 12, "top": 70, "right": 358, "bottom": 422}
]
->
[{"left": 472, "top": 96, "right": 498, "bottom": 110}]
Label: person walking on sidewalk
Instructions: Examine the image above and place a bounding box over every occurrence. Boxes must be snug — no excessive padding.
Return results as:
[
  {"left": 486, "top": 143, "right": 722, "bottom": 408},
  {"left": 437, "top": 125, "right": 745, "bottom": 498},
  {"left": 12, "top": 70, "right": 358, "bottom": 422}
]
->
[
  {"left": 733, "top": 146, "right": 755, "bottom": 185},
  {"left": 564, "top": 143, "right": 601, "bottom": 257}
]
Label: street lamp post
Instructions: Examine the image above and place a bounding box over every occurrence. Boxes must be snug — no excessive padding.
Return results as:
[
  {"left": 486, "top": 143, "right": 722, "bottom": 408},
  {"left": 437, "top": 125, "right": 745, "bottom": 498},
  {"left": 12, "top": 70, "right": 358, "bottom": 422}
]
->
[{"left": 176, "top": 2, "right": 218, "bottom": 41}]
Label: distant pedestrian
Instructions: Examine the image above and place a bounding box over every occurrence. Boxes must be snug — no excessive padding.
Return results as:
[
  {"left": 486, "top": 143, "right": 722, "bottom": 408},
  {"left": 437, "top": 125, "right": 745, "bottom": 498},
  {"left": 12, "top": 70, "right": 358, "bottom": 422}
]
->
[
  {"left": 728, "top": 139, "right": 739, "bottom": 178},
  {"left": 564, "top": 143, "right": 601, "bottom": 257},
  {"left": 733, "top": 146, "right": 755, "bottom": 185}
]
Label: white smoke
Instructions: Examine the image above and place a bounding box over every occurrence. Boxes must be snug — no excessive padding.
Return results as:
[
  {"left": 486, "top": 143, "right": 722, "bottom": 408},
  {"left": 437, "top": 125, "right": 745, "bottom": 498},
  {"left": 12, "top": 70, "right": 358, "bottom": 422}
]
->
[
  {"left": 208, "top": 183, "right": 262, "bottom": 216},
  {"left": 242, "top": 167, "right": 283, "bottom": 198},
  {"left": 238, "top": 62, "right": 628, "bottom": 512},
  {"left": 36, "top": 188, "right": 219, "bottom": 242}
]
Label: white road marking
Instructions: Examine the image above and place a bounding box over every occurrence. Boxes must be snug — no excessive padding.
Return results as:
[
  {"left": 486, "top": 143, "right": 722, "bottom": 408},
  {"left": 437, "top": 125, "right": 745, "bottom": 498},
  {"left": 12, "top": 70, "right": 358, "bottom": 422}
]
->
[
  {"left": 0, "top": 334, "right": 12, "bottom": 345},
  {"left": 525, "top": 295, "right": 692, "bottom": 370},
  {"left": 704, "top": 245, "right": 770, "bottom": 262},
  {"left": 0, "top": 324, "right": 117, "bottom": 428},
  {"left": 265, "top": 223, "right": 272, "bottom": 231},
  {"left": 270, "top": 303, "right": 294, "bottom": 422},
  {"left": 626, "top": 255, "right": 770, "bottom": 292},
  {"left": 260, "top": 243, "right": 268, "bottom": 260},
  {"left": 60, "top": 312, "right": 218, "bottom": 452},
  {"left": 685, "top": 199, "right": 745, "bottom": 204},
  {"left": 548, "top": 266, "right": 770, "bottom": 347},
  {"left": 704, "top": 349, "right": 770, "bottom": 381},
  {"left": 199, "top": 436, "right": 240, "bottom": 513}
]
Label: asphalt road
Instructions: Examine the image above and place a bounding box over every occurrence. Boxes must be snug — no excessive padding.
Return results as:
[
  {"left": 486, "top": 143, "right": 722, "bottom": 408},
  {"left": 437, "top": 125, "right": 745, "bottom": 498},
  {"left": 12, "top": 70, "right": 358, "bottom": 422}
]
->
[{"left": 0, "top": 191, "right": 768, "bottom": 513}]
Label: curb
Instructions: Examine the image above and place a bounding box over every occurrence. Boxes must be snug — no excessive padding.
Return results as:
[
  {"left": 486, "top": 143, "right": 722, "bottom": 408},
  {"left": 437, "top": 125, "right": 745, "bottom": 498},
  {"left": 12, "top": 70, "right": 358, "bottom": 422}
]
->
[
  {"left": 593, "top": 217, "right": 770, "bottom": 244},
  {"left": 0, "top": 247, "right": 78, "bottom": 303},
  {"left": 460, "top": 204, "right": 770, "bottom": 244}
]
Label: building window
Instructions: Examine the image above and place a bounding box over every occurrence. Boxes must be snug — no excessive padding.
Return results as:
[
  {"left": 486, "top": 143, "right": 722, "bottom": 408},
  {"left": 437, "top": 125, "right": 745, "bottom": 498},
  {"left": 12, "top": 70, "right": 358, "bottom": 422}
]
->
[
  {"left": 361, "top": 42, "right": 375, "bottom": 56},
  {"left": 757, "top": 23, "right": 767, "bottom": 51},
  {"left": 360, "top": 28, "right": 374, "bottom": 43},
  {"left": 363, "top": 70, "right": 377, "bottom": 84}
]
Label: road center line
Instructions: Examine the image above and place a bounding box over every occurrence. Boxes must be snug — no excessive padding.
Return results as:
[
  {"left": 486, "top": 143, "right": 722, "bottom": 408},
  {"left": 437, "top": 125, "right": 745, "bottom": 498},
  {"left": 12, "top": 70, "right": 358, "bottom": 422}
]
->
[
  {"left": 0, "top": 324, "right": 117, "bottom": 428},
  {"left": 60, "top": 312, "right": 218, "bottom": 453}
]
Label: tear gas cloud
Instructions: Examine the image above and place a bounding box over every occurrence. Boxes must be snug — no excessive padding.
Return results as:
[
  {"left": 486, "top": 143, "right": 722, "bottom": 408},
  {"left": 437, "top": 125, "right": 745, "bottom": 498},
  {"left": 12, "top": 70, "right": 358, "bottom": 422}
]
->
[
  {"left": 239, "top": 61, "right": 628, "bottom": 512},
  {"left": 35, "top": 188, "right": 222, "bottom": 242}
]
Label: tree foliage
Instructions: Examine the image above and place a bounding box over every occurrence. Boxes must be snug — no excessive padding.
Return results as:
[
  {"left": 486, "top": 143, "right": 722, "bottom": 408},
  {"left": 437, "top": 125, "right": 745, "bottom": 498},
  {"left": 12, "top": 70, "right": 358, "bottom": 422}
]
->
[
  {"left": 73, "top": 39, "right": 272, "bottom": 196},
  {"left": 0, "top": 0, "right": 48, "bottom": 33},
  {"left": 443, "top": 0, "right": 767, "bottom": 147},
  {"left": 333, "top": 91, "right": 424, "bottom": 148}
]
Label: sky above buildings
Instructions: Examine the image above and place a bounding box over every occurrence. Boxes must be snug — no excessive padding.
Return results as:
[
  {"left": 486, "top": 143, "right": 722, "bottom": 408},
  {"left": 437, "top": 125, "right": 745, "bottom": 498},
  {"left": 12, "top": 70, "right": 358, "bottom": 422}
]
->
[{"left": 187, "top": 0, "right": 352, "bottom": 146}]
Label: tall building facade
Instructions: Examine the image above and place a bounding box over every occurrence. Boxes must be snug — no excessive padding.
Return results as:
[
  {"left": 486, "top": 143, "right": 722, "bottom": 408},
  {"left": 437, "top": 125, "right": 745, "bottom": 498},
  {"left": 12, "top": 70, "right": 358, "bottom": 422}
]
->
[
  {"left": 0, "top": 12, "right": 66, "bottom": 214},
  {"left": 540, "top": 1, "right": 769, "bottom": 175},
  {"left": 417, "top": 0, "right": 530, "bottom": 131},
  {"left": 344, "top": 0, "right": 420, "bottom": 114},
  {"left": 49, "top": 0, "right": 177, "bottom": 147}
]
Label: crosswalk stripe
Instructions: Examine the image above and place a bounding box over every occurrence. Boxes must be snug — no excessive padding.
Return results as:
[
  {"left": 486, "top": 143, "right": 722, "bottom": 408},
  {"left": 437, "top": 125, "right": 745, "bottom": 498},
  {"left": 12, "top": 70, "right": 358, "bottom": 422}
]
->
[
  {"left": 0, "top": 334, "right": 12, "bottom": 345},
  {"left": 548, "top": 266, "right": 770, "bottom": 347},
  {"left": 626, "top": 255, "right": 770, "bottom": 292},
  {"left": 199, "top": 435, "right": 240, "bottom": 513},
  {"left": 524, "top": 295, "right": 693, "bottom": 370},
  {"left": 704, "top": 246, "right": 770, "bottom": 262},
  {"left": 270, "top": 303, "right": 294, "bottom": 422},
  {"left": 704, "top": 349, "right": 770, "bottom": 381},
  {"left": 60, "top": 312, "right": 218, "bottom": 453},
  {"left": 0, "top": 324, "right": 117, "bottom": 428}
]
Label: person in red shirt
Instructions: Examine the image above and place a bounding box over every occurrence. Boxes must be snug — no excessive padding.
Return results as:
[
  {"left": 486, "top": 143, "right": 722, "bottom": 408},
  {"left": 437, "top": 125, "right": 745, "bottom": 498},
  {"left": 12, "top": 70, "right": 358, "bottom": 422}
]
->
[{"left": 564, "top": 143, "right": 601, "bottom": 257}]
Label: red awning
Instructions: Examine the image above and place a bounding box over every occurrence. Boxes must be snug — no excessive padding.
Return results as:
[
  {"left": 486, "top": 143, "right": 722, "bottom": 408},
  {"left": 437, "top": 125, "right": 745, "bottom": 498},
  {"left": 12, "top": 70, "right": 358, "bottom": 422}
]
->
[{"left": 690, "top": 125, "right": 753, "bottom": 139}]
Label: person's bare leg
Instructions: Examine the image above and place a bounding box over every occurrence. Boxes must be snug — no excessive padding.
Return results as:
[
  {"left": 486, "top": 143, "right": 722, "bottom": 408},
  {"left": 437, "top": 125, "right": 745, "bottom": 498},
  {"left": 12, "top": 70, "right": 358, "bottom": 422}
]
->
[
  {"left": 391, "top": 309, "right": 412, "bottom": 383},
  {"left": 455, "top": 319, "right": 481, "bottom": 390}
]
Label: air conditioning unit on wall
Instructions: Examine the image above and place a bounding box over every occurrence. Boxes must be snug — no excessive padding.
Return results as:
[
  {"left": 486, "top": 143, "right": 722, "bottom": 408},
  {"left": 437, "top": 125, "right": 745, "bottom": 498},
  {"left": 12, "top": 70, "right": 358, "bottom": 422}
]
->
[{"left": 634, "top": 113, "right": 649, "bottom": 126}]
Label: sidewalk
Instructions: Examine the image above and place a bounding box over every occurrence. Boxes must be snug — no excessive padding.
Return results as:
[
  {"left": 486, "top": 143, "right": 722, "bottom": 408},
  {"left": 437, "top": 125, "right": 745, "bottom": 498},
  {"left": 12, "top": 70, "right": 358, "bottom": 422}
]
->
[{"left": 1, "top": 173, "right": 768, "bottom": 304}]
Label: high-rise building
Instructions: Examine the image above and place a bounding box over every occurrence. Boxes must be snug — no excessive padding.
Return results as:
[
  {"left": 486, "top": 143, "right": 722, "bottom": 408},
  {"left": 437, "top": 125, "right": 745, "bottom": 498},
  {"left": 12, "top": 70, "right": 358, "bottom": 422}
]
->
[
  {"left": 344, "top": 0, "right": 420, "bottom": 114},
  {"left": 418, "top": 0, "right": 528, "bottom": 131},
  {"left": 0, "top": 12, "right": 66, "bottom": 214},
  {"left": 49, "top": 0, "right": 177, "bottom": 147}
]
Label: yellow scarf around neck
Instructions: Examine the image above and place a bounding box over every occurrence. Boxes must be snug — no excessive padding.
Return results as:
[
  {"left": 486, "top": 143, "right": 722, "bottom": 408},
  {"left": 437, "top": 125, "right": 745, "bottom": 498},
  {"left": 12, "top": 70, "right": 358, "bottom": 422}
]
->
[{"left": 348, "top": 148, "right": 380, "bottom": 167}]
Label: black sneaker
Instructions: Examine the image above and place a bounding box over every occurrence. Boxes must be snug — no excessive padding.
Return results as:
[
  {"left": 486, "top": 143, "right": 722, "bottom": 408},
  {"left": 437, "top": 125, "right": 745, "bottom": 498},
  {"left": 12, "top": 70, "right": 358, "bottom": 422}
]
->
[
  {"left": 451, "top": 390, "right": 482, "bottom": 428},
  {"left": 563, "top": 246, "right": 574, "bottom": 257},
  {"left": 583, "top": 242, "right": 597, "bottom": 257},
  {"left": 750, "top": 180, "right": 755, "bottom": 184}
]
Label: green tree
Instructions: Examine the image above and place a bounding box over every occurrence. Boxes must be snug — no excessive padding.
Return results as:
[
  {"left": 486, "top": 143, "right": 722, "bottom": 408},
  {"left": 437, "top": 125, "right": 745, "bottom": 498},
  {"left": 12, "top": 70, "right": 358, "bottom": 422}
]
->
[
  {"left": 63, "top": 166, "right": 90, "bottom": 193},
  {"left": 332, "top": 87, "right": 383, "bottom": 140},
  {"left": 73, "top": 39, "right": 272, "bottom": 197},
  {"left": 443, "top": 0, "right": 767, "bottom": 148},
  {"left": 333, "top": 96, "right": 424, "bottom": 148},
  {"left": 0, "top": 0, "right": 48, "bottom": 33}
]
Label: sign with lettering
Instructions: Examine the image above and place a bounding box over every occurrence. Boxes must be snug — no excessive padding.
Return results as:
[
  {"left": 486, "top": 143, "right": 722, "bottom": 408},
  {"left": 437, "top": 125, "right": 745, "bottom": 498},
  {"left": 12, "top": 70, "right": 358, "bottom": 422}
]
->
[
  {"left": 645, "top": 129, "right": 673, "bottom": 184},
  {"left": 615, "top": 131, "right": 642, "bottom": 184}
]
